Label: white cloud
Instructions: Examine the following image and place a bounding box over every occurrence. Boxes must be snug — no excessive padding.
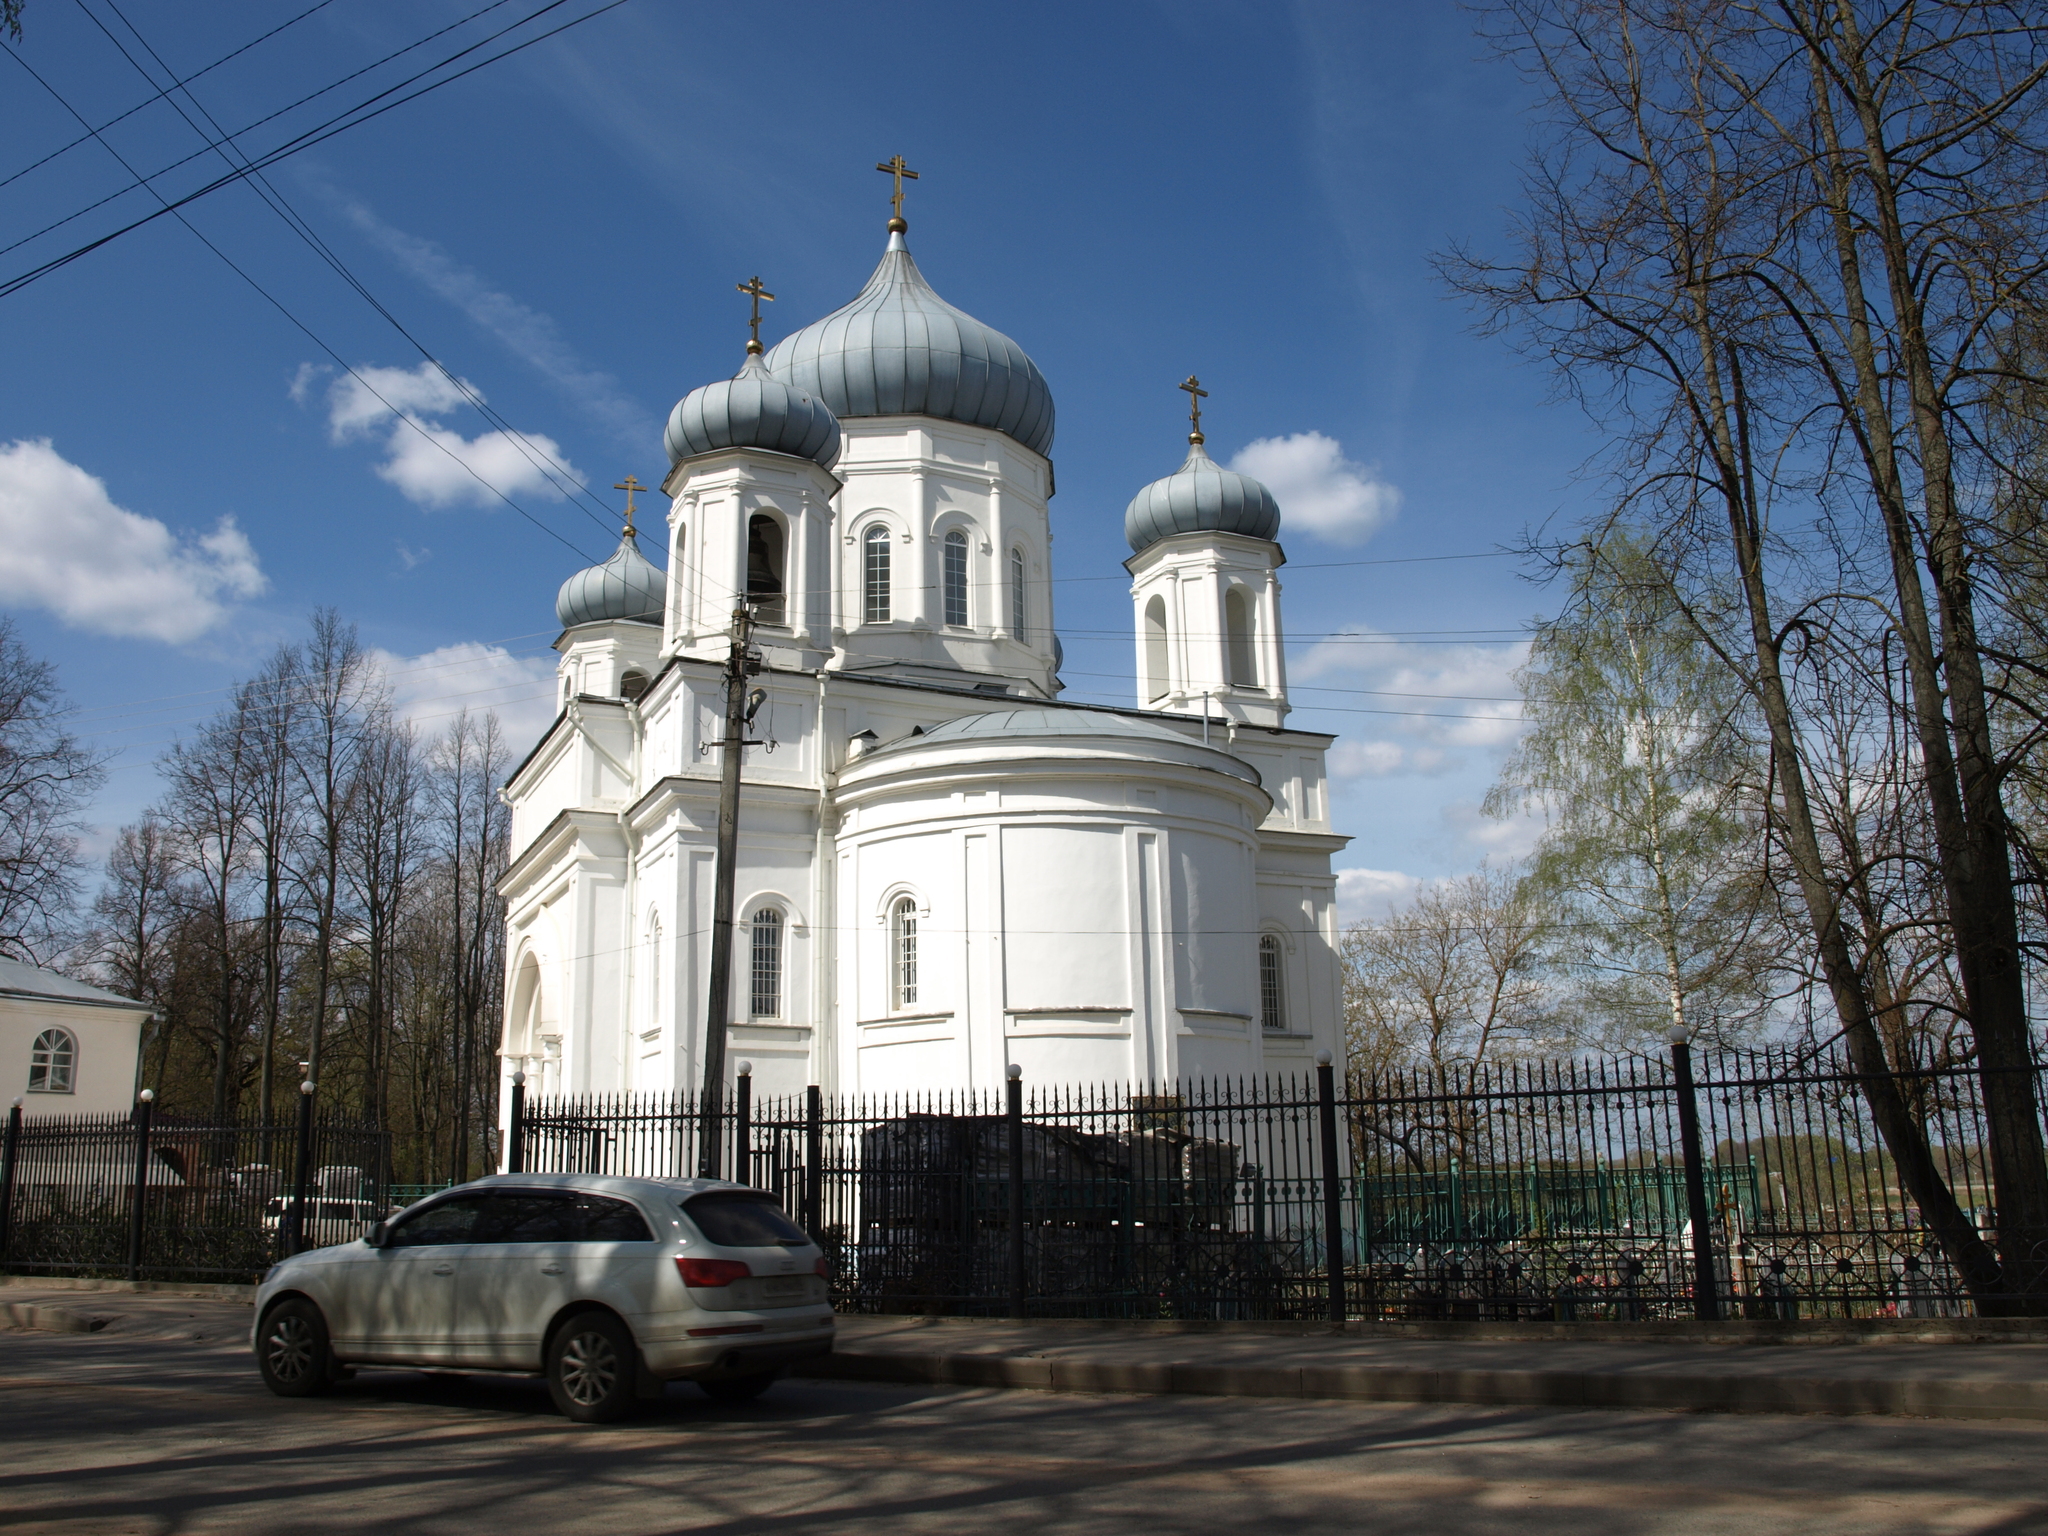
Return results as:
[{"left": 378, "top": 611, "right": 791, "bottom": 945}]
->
[
  {"left": 314, "top": 361, "right": 582, "bottom": 510},
  {"left": 0, "top": 439, "right": 266, "bottom": 643},
  {"left": 371, "top": 642, "right": 559, "bottom": 747},
  {"left": 1229, "top": 432, "right": 1400, "bottom": 544},
  {"left": 1293, "top": 626, "right": 1527, "bottom": 760},
  {"left": 1336, "top": 867, "right": 1422, "bottom": 926},
  {"left": 1443, "top": 799, "right": 1547, "bottom": 859},
  {"left": 334, "top": 196, "right": 657, "bottom": 447}
]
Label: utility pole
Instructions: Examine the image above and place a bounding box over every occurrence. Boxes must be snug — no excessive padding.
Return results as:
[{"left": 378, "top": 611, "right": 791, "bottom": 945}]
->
[{"left": 698, "top": 602, "right": 764, "bottom": 1178}]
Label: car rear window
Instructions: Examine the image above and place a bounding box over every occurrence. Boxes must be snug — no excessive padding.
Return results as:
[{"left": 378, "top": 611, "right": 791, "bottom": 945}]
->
[
  {"left": 683, "top": 1193, "right": 810, "bottom": 1248},
  {"left": 476, "top": 1190, "right": 654, "bottom": 1244}
]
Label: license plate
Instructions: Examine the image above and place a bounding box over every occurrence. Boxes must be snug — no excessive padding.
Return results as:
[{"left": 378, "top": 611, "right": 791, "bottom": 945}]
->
[{"left": 762, "top": 1278, "right": 805, "bottom": 1299}]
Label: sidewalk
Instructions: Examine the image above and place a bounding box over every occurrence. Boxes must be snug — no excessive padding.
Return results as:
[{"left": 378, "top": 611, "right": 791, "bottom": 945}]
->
[{"left": 803, "top": 1314, "right": 2048, "bottom": 1422}]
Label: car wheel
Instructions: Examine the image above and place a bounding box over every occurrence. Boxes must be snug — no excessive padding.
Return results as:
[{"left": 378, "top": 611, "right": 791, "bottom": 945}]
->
[
  {"left": 698, "top": 1371, "right": 778, "bottom": 1403},
  {"left": 257, "top": 1298, "right": 336, "bottom": 1398},
  {"left": 546, "top": 1310, "right": 637, "bottom": 1423}
]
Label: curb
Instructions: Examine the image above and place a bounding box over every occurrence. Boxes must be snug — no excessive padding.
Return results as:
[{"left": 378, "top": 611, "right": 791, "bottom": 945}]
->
[
  {"left": 0, "top": 1276, "right": 256, "bottom": 1303},
  {"left": 2, "top": 1302, "right": 110, "bottom": 1334},
  {"left": 797, "top": 1349, "right": 2048, "bottom": 1422}
]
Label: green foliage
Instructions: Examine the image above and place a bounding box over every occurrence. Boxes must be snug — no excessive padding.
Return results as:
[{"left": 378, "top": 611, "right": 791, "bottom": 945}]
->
[{"left": 1488, "top": 537, "right": 1780, "bottom": 1045}]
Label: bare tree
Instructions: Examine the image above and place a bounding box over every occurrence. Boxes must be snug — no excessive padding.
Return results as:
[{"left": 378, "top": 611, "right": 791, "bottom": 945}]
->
[{"left": 0, "top": 619, "right": 103, "bottom": 961}]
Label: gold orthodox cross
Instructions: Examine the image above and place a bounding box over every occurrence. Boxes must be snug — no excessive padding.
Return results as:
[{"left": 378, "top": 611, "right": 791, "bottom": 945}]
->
[
  {"left": 1180, "top": 375, "right": 1209, "bottom": 443},
  {"left": 876, "top": 155, "right": 919, "bottom": 224},
  {"left": 736, "top": 275, "right": 775, "bottom": 353},
  {"left": 614, "top": 475, "right": 646, "bottom": 537}
]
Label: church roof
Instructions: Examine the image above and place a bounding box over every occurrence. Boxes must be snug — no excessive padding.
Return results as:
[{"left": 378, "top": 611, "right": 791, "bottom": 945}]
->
[
  {"left": 0, "top": 958, "right": 148, "bottom": 1011},
  {"left": 862, "top": 707, "right": 1260, "bottom": 787},
  {"left": 665, "top": 350, "right": 841, "bottom": 470},
  {"left": 1125, "top": 439, "right": 1282, "bottom": 554},
  {"left": 763, "top": 230, "right": 1055, "bottom": 458},
  {"left": 557, "top": 528, "right": 664, "bottom": 630}
]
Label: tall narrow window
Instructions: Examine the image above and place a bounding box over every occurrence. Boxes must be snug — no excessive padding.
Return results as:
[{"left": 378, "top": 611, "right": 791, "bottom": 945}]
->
[
  {"left": 28, "top": 1028, "right": 75, "bottom": 1093},
  {"left": 1225, "top": 587, "right": 1257, "bottom": 688},
  {"left": 890, "top": 896, "right": 919, "bottom": 1010},
  {"left": 943, "top": 530, "right": 970, "bottom": 627},
  {"left": 1258, "top": 935, "right": 1285, "bottom": 1032},
  {"left": 746, "top": 513, "right": 786, "bottom": 626},
  {"left": 1010, "top": 548, "right": 1027, "bottom": 642},
  {"left": 646, "top": 918, "right": 663, "bottom": 1032},
  {"left": 750, "top": 907, "right": 784, "bottom": 1019},
  {"left": 863, "top": 526, "right": 892, "bottom": 624},
  {"left": 1143, "top": 595, "right": 1169, "bottom": 701}
]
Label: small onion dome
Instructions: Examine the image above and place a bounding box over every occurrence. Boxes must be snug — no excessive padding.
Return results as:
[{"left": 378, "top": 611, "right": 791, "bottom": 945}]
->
[
  {"left": 1123, "top": 440, "right": 1282, "bottom": 554},
  {"left": 556, "top": 527, "right": 664, "bottom": 629},
  {"left": 763, "top": 230, "right": 1055, "bottom": 458},
  {"left": 664, "top": 351, "right": 841, "bottom": 470}
]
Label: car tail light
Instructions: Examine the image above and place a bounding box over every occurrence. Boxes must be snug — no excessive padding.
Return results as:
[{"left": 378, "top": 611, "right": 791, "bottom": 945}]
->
[
  {"left": 813, "top": 1256, "right": 831, "bottom": 1278},
  {"left": 676, "top": 1256, "right": 751, "bottom": 1287}
]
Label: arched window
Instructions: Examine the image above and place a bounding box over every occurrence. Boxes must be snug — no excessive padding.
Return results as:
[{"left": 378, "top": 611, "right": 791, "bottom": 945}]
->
[
  {"left": 750, "top": 906, "right": 784, "bottom": 1019},
  {"left": 863, "top": 526, "right": 892, "bottom": 624},
  {"left": 1010, "top": 548, "right": 1027, "bottom": 642},
  {"left": 1143, "top": 595, "right": 1170, "bottom": 702},
  {"left": 645, "top": 917, "right": 663, "bottom": 1032},
  {"left": 747, "top": 513, "right": 786, "bottom": 626},
  {"left": 1225, "top": 587, "right": 1257, "bottom": 688},
  {"left": 943, "top": 530, "right": 970, "bottom": 628},
  {"left": 890, "top": 896, "right": 919, "bottom": 1011},
  {"left": 1258, "top": 935, "right": 1286, "bottom": 1032},
  {"left": 29, "top": 1028, "right": 75, "bottom": 1093}
]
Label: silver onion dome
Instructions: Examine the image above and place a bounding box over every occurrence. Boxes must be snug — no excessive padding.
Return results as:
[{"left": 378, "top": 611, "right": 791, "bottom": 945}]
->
[
  {"left": 556, "top": 527, "right": 664, "bottom": 629},
  {"left": 665, "top": 350, "right": 841, "bottom": 470},
  {"left": 762, "top": 229, "right": 1055, "bottom": 458},
  {"left": 1124, "top": 439, "right": 1282, "bottom": 554}
]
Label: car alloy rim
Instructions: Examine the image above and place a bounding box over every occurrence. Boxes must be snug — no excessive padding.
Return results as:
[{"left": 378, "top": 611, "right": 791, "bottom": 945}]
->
[
  {"left": 266, "top": 1315, "right": 314, "bottom": 1382},
  {"left": 559, "top": 1330, "right": 618, "bottom": 1406}
]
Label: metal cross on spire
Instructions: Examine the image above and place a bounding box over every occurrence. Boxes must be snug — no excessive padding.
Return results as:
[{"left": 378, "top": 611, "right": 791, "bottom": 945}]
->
[
  {"left": 876, "top": 154, "right": 919, "bottom": 230},
  {"left": 1179, "top": 375, "right": 1209, "bottom": 445},
  {"left": 735, "top": 275, "right": 775, "bottom": 355},
  {"left": 614, "top": 475, "right": 646, "bottom": 538}
]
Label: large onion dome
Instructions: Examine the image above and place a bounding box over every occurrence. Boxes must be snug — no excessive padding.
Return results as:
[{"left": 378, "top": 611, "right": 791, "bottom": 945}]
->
[
  {"left": 556, "top": 527, "right": 664, "bottom": 629},
  {"left": 665, "top": 350, "right": 841, "bottom": 469},
  {"left": 762, "top": 229, "right": 1055, "bottom": 458},
  {"left": 1124, "top": 439, "right": 1282, "bottom": 554}
]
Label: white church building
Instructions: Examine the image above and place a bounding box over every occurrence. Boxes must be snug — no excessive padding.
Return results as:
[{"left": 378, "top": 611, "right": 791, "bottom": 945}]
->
[{"left": 500, "top": 205, "right": 1350, "bottom": 1106}]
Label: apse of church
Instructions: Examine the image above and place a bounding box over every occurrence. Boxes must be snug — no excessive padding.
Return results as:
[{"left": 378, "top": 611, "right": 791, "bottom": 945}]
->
[{"left": 500, "top": 173, "right": 1348, "bottom": 1107}]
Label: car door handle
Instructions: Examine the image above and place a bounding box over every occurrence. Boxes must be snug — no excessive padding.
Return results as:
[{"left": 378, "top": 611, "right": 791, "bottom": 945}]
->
[
  {"left": 432, "top": 1263, "right": 455, "bottom": 1276},
  {"left": 540, "top": 1263, "right": 564, "bottom": 1276}
]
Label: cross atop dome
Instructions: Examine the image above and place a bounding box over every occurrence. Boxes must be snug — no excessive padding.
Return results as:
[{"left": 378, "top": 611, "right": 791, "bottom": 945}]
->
[{"left": 876, "top": 154, "right": 919, "bottom": 233}]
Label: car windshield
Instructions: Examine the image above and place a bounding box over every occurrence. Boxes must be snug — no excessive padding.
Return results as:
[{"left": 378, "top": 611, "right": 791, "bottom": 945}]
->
[{"left": 683, "top": 1193, "right": 810, "bottom": 1248}]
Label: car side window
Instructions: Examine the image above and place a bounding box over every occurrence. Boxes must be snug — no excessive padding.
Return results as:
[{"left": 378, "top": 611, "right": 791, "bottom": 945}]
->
[
  {"left": 476, "top": 1191, "right": 580, "bottom": 1244},
  {"left": 387, "top": 1194, "right": 486, "bottom": 1247},
  {"left": 575, "top": 1194, "right": 653, "bottom": 1243}
]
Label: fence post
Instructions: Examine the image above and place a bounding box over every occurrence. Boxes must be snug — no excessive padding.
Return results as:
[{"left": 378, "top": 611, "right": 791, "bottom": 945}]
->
[
  {"left": 803, "top": 1084, "right": 823, "bottom": 1236},
  {"left": 734, "top": 1062, "right": 752, "bottom": 1187},
  {"left": 126, "top": 1089, "right": 155, "bottom": 1282},
  {"left": 506, "top": 1072, "right": 526, "bottom": 1174},
  {"left": 0, "top": 1099, "right": 20, "bottom": 1268},
  {"left": 1007, "top": 1064, "right": 1026, "bottom": 1318},
  {"left": 1669, "top": 1033, "right": 1720, "bottom": 1322},
  {"left": 1317, "top": 1050, "right": 1346, "bottom": 1325},
  {"left": 285, "top": 1079, "right": 316, "bottom": 1257}
]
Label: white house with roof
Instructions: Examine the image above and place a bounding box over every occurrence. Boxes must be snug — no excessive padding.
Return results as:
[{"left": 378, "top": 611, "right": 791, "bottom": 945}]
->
[
  {"left": 1, "top": 959, "right": 150, "bottom": 1116},
  {"left": 499, "top": 204, "right": 1350, "bottom": 1107}
]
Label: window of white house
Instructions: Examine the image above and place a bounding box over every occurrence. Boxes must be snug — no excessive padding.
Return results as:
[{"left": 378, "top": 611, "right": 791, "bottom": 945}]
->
[
  {"left": 646, "top": 917, "right": 663, "bottom": 1032},
  {"left": 747, "top": 513, "right": 786, "bottom": 626},
  {"left": 750, "top": 906, "right": 784, "bottom": 1019},
  {"left": 943, "top": 530, "right": 969, "bottom": 627},
  {"left": 1010, "top": 548, "right": 1027, "bottom": 642},
  {"left": 1143, "top": 594, "right": 1169, "bottom": 701},
  {"left": 29, "top": 1027, "right": 75, "bottom": 1093},
  {"left": 863, "top": 526, "right": 892, "bottom": 624},
  {"left": 1258, "top": 935, "right": 1286, "bottom": 1032},
  {"left": 1225, "top": 587, "right": 1258, "bottom": 688},
  {"left": 891, "top": 896, "right": 919, "bottom": 1011}
]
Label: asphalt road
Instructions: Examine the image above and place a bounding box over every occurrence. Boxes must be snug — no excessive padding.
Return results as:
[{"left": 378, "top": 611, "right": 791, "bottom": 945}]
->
[{"left": 3, "top": 1297, "right": 2047, "bottom": 1535}]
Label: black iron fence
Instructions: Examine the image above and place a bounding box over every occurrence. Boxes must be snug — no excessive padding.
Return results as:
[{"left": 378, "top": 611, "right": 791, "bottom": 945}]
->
[
  {"left": 0, "top": 1101, "right": 399, "bottom": 1284},
  {"left": 517, "top": 1043, "right": 2048, "bottom": 1322}
]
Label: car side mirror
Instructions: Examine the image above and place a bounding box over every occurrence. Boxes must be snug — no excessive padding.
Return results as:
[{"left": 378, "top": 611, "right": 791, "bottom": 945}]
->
[{"left": 363, "top": 1221, "right": 390, "bottom": 1248}]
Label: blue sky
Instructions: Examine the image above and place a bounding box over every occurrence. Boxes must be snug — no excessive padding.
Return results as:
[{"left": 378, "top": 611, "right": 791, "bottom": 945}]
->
[{"left": 0, "top": 0, "right": 1599, "bottom": 916}]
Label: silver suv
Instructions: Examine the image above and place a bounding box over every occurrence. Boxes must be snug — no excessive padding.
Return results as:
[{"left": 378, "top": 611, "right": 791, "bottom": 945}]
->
[{"left": 252, "top": 1172, "right": 834, "bottom": 1422}]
